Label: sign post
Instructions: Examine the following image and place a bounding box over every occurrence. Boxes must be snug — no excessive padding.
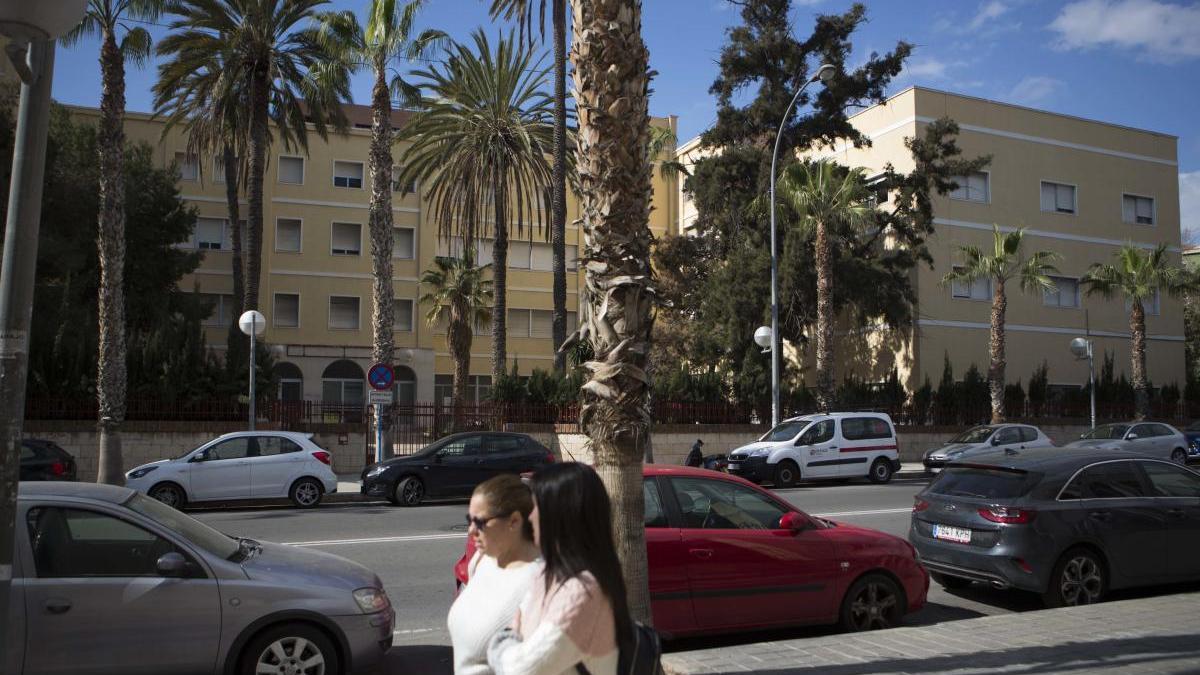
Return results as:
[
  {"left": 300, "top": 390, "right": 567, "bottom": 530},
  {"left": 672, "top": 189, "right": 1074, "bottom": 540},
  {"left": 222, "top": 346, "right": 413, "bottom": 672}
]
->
[{"left": 367, "top": 363, "right": 394, "bottom": 464}]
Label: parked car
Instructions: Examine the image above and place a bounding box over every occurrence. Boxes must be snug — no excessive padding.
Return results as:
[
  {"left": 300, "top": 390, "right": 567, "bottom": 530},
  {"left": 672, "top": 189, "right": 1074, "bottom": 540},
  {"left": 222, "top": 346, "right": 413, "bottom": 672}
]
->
[
  {"left": 1182, "top": 421, "right": 1200, "bottom": 462},
  {"left": 125, "top": 431, "right": 338, "bottom": 509},
  {"left": 726, "top": 412, "right": 901, "bottom": 487},
  {"left": 6, "top": 481, "right": 393, "bottom": 675},
  {"left": 923, "top": 424, "right": 1054, "bottom": 474},
  {"left": 1063, "top": 422, "right": 1190, "bottom": 464},
  {"left": 456, "top": 465, "right": 928, "bottom": 637},
  {"left": 909, "top": 446, "right": 1200, "bottom": 608},
  {"left": 19, "top": 439, "right": 77, "bottom": 482},
  {"left": 361, "top": 432, "right": 555, "bottom": 506}
]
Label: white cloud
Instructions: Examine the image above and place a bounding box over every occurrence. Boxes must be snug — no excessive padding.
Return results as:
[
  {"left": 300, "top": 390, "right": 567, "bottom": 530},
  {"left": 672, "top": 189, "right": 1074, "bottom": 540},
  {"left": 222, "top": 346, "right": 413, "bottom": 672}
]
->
[
  {"left": 969, "top": 1, "right": 1010, "bottom": 30},
  {"left": 1181, "top": 172, "right": 1200, "bottom": 244},
  {"left": 1007, "top": 76, "right": 1065, "bottom": 105},
  {"left": 1049, "top": 0, "right": 1200, "bottom": 63},
  {"left": 905, "top": 58, "right": 952, "bottom": 79}
]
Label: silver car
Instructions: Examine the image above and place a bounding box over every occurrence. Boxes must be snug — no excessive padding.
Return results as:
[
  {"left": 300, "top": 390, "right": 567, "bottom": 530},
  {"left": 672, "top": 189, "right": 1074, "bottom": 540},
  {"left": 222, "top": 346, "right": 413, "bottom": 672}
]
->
[
  {"left": 1064, "top": 422, "right": 1190, "bottom": 464},
  {"left": 923, "top": 424, "right": 1055, "bottom": 473},
  {"left": 6, "top": 482, "right": 394, "bottom": 675}
]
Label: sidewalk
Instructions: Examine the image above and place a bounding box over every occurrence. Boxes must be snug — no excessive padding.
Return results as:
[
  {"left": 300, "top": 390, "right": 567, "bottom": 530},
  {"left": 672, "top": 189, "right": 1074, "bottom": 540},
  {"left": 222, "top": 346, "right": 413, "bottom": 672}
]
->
[{"left": 663, "top": 591, "right": 1200, "bottom": 674}]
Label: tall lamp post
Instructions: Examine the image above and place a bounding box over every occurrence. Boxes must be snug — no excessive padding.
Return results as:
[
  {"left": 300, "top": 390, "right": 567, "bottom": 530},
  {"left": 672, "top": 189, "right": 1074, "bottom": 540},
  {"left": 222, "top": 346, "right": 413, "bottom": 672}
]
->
[
  {"left": 761, "top": 63, "right": 836, "bottom": 427},
  {"left": 0, "top": 0, "right": 89, "bottom": 662},
  {"left": 239, "top": 310, "right": 266, "bottom": 430},
  {"left": 1070, "top": 337, "right": 1096, "bottom": 430}
]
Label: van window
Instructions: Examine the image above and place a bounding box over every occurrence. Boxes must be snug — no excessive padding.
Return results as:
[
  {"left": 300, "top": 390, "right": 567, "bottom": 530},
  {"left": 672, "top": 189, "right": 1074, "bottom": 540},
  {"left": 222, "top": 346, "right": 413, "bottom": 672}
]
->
[
  {"left": 929, "top": 467, "right": 1037, "bottom": 499},
  {"left": 841, "top": 417, "right": 892, "bottom": 441},
  {"left": 760, "top": 420, "right": 808, "bottom": 443},
  {"left": 798, "top": 420, "right": 834, "bottom": 445}
]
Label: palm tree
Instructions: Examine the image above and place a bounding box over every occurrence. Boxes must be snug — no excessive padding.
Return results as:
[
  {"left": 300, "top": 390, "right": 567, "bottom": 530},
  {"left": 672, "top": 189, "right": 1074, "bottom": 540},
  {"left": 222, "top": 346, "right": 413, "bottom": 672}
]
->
[
  {"left": 1082, "top": 243, "right": 1191, "bottom": 419},
  {"left": 157, "top": 0, "right": 352, "bottom": 313},
  {"left": 564, "top": 0, "right": 654, "bottom": 623},
  {"left": 396, "top": 30, "right": 557, "bottom": 386},
  {"left": 314, "top": 1, "right": 444, "bottom": 369},
  {"left": 420, "top": 252, "right": 494, "bottom": 430},
  {"left": 63, "top": 0, "right": 162, "bottom": 486},
  {"left": 942, "top": 226, "right": 1059, "bottom": 423},
  {"left": 487, "top": 0, "right": 570, "bottom": 372},
  {"left": 776, "top": 160, "right": 874, "bottom": 413}
]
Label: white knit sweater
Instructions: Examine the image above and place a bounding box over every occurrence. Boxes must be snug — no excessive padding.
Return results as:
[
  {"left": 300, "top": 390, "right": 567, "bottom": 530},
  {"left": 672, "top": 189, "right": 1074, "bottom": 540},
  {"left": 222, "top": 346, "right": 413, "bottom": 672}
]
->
[{"left": 448, "top": 553, "right": 542, "bottom": 675}]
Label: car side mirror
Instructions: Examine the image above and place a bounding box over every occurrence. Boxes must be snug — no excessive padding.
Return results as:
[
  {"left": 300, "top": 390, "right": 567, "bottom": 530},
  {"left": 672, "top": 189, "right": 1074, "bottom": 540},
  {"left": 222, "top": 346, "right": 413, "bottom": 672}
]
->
[
  {"left": 156, "top": 552, "right": 188, "bottom": 577},
  {"left": 779, "top": 512, "right": 811, "bottom": 533},
  {"left": 794, "top": 437, "right": 806, "bottom": 447},
  {"left": 990, "top": 437, "right": 1002, "bottom": 446},
  {"left": 1127, "top": 433, "right": 1139, "bottom": 440},
  {"left": 189, "top": 451, "right": 207, "bottom": 463}
]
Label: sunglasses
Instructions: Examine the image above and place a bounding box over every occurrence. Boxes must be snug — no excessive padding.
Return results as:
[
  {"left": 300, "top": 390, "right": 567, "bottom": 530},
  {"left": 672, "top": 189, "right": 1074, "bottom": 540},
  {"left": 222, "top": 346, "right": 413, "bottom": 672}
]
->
[{"left": 465, "top": 513, "right": 503, "bottom": 529}]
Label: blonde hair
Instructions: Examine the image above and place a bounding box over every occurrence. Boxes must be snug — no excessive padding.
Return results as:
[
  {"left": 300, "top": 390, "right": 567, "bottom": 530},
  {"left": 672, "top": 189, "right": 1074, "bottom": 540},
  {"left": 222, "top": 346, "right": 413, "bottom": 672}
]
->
[{"left": 473, "top": 474, "right": 534, "bottom": 541}]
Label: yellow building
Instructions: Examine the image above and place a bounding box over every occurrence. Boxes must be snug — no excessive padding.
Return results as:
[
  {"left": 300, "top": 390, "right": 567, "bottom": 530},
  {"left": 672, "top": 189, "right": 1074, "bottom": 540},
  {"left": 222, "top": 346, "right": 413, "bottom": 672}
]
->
[
  {"left": 678, "top": 86, "right": 1186, "bottom": 394},
  {"left": 67, "top": 103, "right": 681, "bottom": 407}
]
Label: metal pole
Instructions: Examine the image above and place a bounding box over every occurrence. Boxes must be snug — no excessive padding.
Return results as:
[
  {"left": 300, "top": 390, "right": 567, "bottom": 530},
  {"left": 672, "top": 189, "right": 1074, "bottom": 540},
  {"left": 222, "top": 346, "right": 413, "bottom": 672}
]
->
[
  {"left": 248, "top": 320, "right": 256, "bottom": 431},
  {"left": 0, "top": 39, "right": 55, "bottom": 665},
  {"left": 769, "top": 76, "right": 818, "bottom": 427},
  {"left": 1088, "top": 341, "right": 1096, "bottom": 430},
  {"left": 375, "top": 405, "right": 384, "bottom": 464}
]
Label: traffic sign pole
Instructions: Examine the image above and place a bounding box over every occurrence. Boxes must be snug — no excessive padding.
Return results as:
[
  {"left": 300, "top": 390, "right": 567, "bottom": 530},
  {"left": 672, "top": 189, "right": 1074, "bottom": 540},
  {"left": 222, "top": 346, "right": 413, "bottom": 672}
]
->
[{"left": 367, "top": 363, "right": 395, "bottom": 464}]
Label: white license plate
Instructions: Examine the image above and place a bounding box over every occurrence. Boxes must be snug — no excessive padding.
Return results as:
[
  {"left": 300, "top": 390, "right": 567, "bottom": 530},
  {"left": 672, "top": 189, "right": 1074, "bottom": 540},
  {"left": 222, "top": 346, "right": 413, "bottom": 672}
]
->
[
  {"left": 932, "top": 524, "right": 972, "bottom": 544},
  {"left": 728, "top": 462, "right": 742, "bottom": 469}
]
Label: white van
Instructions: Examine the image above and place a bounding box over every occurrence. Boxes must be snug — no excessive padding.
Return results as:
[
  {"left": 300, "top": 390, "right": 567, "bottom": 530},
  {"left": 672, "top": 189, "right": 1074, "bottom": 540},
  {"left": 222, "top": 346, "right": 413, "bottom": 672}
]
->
[{"left": 726, "top": 412, "right": 901, "bottom": 487}]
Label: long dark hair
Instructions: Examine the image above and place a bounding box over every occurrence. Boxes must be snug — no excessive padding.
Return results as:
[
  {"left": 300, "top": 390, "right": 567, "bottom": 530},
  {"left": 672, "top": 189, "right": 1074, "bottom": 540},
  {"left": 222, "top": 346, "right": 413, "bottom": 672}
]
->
[{"left": 531, "top": 462, "right": 633, "bottom": 651}]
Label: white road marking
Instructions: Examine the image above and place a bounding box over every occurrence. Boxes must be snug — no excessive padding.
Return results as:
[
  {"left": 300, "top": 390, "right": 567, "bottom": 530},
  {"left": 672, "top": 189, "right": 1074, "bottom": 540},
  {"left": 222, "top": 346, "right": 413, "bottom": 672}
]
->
[{"left": 393, "top": 628, "right": 440, "bottom": 636}]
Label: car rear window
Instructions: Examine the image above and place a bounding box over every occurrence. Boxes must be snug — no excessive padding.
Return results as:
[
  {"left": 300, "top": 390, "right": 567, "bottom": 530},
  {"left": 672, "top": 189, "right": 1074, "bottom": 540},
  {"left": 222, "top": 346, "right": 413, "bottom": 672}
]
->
[
  {"left": 1020, "top": 427, "right": 1039, "bottom": 443},
  {"left": 928, "top": 467, "right": 1037, "bottom": 499},
  {"left": 841, "top": 417, "right": 892, "bottom": 441}
]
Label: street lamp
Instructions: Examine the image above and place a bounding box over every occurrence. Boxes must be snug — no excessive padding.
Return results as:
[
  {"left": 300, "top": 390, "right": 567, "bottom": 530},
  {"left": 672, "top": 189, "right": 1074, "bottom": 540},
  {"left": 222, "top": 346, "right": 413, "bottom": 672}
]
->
[
  {"left": 1070, "top": 337, "right": 1096, "bottom": 430},
  {"left": 0, "top": 0, "right": 89, "bottom": 662},
  {"left": 768, "top": 63, "right": 836, "bottom": 427},
  {"left": 239, "top": 310, "right": 266, "bottom": 430},
  {"left": 753, "top": 325, "right": 773, "bottom": 353}
]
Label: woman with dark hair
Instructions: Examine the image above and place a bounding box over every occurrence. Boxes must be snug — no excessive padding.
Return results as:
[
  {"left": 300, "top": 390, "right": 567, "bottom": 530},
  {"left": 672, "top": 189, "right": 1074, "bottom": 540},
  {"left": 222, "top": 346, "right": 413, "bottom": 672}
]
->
[{"left": 487, "top": 462, "right": 628, "bottom": 675}]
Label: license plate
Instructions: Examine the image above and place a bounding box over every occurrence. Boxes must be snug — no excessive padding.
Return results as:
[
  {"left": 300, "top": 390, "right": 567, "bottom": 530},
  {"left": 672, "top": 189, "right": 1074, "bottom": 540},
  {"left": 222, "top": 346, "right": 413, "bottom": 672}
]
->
[
  {"left": 728, "top": 462, "right": 742, "bottom": 469},
  {"left": 932, "top": 524, "right": 972, "bottom": 544}
]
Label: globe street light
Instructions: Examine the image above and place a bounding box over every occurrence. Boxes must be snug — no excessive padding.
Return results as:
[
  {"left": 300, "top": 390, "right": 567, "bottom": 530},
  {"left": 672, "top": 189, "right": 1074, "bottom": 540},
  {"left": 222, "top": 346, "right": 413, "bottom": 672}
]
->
[
  {"left": 240, "top": 310, "right": 267, "bottom": 430},
  {"left": 768, "top": 63, "right": 836, "bottom": 427},
  {"left": 753, "top": 325, "right": 773, "bottom": 353},
  {"left": 1070, "top": 336, "right": 1096, "bottom": 430}
]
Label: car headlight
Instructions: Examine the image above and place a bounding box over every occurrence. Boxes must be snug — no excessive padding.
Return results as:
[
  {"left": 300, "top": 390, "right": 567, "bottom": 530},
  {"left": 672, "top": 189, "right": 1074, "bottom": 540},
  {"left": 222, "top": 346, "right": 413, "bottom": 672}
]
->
[
  {"left": 365, "top": 464, "right": 388, "bottom": 478},
  {"left": 127, "top": 466, "right": 158, "bottom": 479},
  {"left": 353, "top": 587, "right": 390, "bottom": 614},
  {"left": 751, "top": 448, "right": 771, "bottom": 457}
]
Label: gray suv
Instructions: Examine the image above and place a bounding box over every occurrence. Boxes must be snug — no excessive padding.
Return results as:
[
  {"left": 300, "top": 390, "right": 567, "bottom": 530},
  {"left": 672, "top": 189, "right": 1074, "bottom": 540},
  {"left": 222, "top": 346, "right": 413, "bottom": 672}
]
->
[
  {"left": 909, "top": 447, "right": 1200, "bottom": 607},
  {"left": 6, "top": 482, "right": 394, "bottom": 675}
]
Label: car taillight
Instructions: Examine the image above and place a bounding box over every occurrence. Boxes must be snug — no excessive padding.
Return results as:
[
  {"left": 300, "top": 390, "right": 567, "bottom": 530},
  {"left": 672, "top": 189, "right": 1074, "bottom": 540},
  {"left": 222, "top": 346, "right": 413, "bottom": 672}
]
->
[
  {"left": 978, "top": 506, "right": 1036, "bottom": 524},
  {"left": 50, "top": 461, "right": 66, "bottom": 476},
  {"left": 313, "top": 451, "right": 332, "bottom": 466},
  {"left": 545, "top": 452, "right": 556, "bottom": 464},
  {"left": 912, "top": 497, "right": 930, "bottom": 513}
]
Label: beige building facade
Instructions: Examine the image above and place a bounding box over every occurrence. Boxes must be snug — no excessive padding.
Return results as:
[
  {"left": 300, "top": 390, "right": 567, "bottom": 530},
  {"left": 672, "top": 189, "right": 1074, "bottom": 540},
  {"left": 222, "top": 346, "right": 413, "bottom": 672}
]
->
[{"left": 67, "top": 104, "right": 681, "bottom": 407}]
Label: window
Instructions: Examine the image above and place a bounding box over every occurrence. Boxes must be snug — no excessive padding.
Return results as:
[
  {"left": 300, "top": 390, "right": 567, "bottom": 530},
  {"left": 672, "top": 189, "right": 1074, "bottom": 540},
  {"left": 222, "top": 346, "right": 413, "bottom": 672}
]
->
[
  {"left": 1040, "top": 181, "right": 1076, "bottom": 214},
  {"left": 840, "top": 417, "right": 892, "bottom": 441},
  {"left": 508, "top": 309, "right": 531, "bottom": 337},
  {"left": 393, "top": 299, "right": 414, "bottom": 332},
  {"left": 1019, "top": 427, "right": 1039, "bottom": 443},
  {"left": 1122, "top": 194, "right": 1155, "bottom": 225},
  {"left": 435, "top": 236, "right": 494, "bottom": 266},
  {"left": 438, "top": 435, "right": 483, "bottom": 458},
  {"left": 329, "top": 296, "right": 360, "bottom": 330},
  {"left": 212, "top": 155, "right": 237, "bottom": 183},
  {"left": 1130, "top": 424, "right": 1157, "bottom": 439},
  {"left": 568, "top": 311, "right": 578, "bottom": 335},
  {"left": 322, "top": 379, "right": 364, "bottom": 406},
  {"left": 567, "top": 245, "right": 579, "bottom": 271},
  {"left": 276, "top": 218, "right": 302, "bottom": 253},
  {"left": 930, "top": 468, "right": 1035, "bottom": 499},
  {"left": 1127, "top": 289, "right": 1160, "bottom": 316},
  {"left": 274, "top": 293, "right": 299, "bottom": 328},
  {"left": 1044, "top": 276, "right": 1080, "bottom": 309},
  {"left": 950, "top": 172, "right": 988, "bottom": 203},
  {"left": 257, "top": 437, "right": 302, "bottom": 456},
  {"left": 278, "top": 156, "right": 304, "bottom": 184},
  {"left": 277, "top": 362, "right": 304, "bottom": 402},
  {"left": 643, "top": 479, "right": 668, "bottom": 528},
  {"left": 1140, "top": 461, "right": 1200, "bottom": 498},
  {"left": 1063, "top": 461, "right": 1147, "bottom": 499},
  {"left": 331, "top": 222, "right": 362, "bottom": 256},
  {"left": 531, "top": 243, "right": 554, "bottom": 271},
  {"left": 174, "top": 152, "right": 198, "bottom": 181},
  {"left": 391, "top": 167, "right": 416, "bottom": 194},
  {"left": 798, "top": 420, "right": 835, "bottom": 445},
  {"left": 669, "top": 477, "right": 788, "bottom": 530},
  {"left": 199, "top": 293, "right": 234, "bottom": 327},
  {"left": 333, "top": 160, "right": 364, "bottom": 188},
  {"left": 206, "top": 437, "right": 253, "bottom": 460},
  {"left": 433, "top": 374, "right": 491, "bottom": 404},
  {"left": 196, "top": 217, "right": 225, "bottom": 250},
  {"left": 509, "top": 240, "right": 532, "bottom": 269},
  {"left": 866, "top": 175, "right": 889, "bottom": 205},
  {"left": 393, "top": 227, "right": 415, "bottom": 259},
  {"left": 474, "top": 314, "right": 492, "bottom": 336},
  {"left": 26, "top": 507, "right": 183, "bottom": 578},
  {"left": 530, "top": 310, "right": 553, "bottom": 338},
  {"left": 951, "top": 267, "right": 991, "bottom": 301},
  {"left": 994, "top": 427, "right": 1021, "bottom": 444}
]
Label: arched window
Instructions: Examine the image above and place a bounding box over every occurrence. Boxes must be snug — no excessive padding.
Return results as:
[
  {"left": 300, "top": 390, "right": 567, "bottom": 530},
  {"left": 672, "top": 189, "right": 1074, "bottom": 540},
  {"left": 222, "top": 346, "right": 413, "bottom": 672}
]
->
[
  {"left": 321, "top": 359, "right": 365, "bottom": 405},
  {"left": 275, "top": 362, "right": 304, "bottom": 401},
  {"left": 394, "top": 366, "right": 417, "bottom": 404}
]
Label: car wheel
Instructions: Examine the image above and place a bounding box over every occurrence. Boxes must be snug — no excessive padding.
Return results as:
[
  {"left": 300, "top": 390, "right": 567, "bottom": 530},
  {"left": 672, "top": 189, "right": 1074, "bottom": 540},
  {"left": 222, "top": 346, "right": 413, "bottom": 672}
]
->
[
  {"left": 240, "top": 622, "right": 340, "bottom": 675},
  {"left": 1171, "top": 448, "right": 1187, "bottom": 464},
  {"left": 930, "top": 572, "right": 972, "bottom": 590},
  {"left": 395, "top": 476, "right": 424, "bottom": 507},
  {"left": 868, "top": 458, "right": 894, "bottom": 484},
  {"left": 773, "top": 460, "right": 800, "bottom": 488},
  {"left": 149, "top": 482, "right": 186, "bottom": 509},
  {"left": 289, "top": 478, "right": 323, "bottom": 509},
  {"left": 1043, "top": 547, "right": 1106, "bottom": 608},
  {"left": 839, "top": 573, "right": 904, "bottom": 632}
]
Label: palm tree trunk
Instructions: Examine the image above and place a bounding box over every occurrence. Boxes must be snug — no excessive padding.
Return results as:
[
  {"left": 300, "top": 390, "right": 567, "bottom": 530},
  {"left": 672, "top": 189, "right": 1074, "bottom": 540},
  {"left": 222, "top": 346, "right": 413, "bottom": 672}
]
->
[
  {"left": 450, "top": 312, "right": 471, "bottom": 432},
  {"left": 1131, "top": 300, "right": 1148, "bottom": 420},
  {"left": 96, "top": 30, "right": 127, "bottom": 486},
  {"left": 814, "top": 219, "right": 835, "bottom": 412},
  {"left": 551, "top": 0, "right": 568, "bottom": 372},
  {"left": 243, "top": 65, "right": 270, "bottom": 312},
  {"left": 989, "top": 280, "right": 1007, "bottom": 423},
  {"left": 492, "top": 188, "right": 508, "bottom": 384},
  {"left": 223, "top": 144, "right": 247, "bottom": 366},
  {"left": 369, "top": 69, "right": 396, "bottom": 366},
  {"left": 571, "top": 0, "right": 655, "bottom": 623}
]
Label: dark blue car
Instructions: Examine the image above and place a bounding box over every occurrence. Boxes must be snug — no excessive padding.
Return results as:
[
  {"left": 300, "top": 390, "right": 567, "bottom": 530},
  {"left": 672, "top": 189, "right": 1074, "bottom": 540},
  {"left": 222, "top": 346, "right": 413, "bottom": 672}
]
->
[{"left": 1184, "top": 421, "right": 1200, "bottom": 461}]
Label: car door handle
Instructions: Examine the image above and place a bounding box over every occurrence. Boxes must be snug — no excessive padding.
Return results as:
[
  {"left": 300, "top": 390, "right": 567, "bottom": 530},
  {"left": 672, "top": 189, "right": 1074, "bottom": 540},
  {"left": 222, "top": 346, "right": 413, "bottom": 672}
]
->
[
  {"left": 1167, "top": 508, "right": 1186, "bottom": 518},
  {"left": 688, "top": 548, "right": 713, "bottom": 559},
  {"left": 44, "top": 598, "right": 72, "bottom": 615},
  {"left": 829, "top": 447, "right": 838, "bottom": 451},
  {"left": 1088, "top": 511, "right": 1111, "bottom": 521}
]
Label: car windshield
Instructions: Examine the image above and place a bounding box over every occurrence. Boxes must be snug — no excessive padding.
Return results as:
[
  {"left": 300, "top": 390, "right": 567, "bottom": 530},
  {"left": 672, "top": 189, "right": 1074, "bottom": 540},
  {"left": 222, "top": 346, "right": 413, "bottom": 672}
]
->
[
  {"left": 760, "top": 421, "right": 809, "bottom": 443},
  {"left": 174, "top": 441, "right": 208, "bottom": 460},
  {"left": 124, "top": 493, "right": 239, "bottom": 559},
  {"left": 1081, "top": 425, "right": 1129, "bottom": 440},
  {"left": 950, "top": 426, "right": 995, "bottom": 444}
]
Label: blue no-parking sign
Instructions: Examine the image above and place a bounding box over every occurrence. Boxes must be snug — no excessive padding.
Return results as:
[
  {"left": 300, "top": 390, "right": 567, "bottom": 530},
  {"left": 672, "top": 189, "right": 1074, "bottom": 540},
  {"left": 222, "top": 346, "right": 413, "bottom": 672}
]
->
[{"left": 368, "top": 363, "right": 394, "bottom": 391}]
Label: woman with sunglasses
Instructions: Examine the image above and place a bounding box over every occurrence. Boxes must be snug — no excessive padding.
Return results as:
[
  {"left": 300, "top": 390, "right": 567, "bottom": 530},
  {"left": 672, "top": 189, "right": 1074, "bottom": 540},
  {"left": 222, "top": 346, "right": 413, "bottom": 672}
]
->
[
  {"left": 488, "top": 462, "right": 628, "bottom": 675},
  {"left": 448, "top": 473, "right": 541, "bottom": 675}
]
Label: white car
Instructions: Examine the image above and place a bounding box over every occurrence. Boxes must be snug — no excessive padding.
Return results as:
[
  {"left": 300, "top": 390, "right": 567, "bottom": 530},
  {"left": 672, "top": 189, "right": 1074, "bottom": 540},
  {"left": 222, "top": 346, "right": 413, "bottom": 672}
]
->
[
  {"left": 1064, "top": 421, "right": 1191, "bottom": 464},
  {"left": 922, "top": 423, "right": 1055, "bottom": 474},
  {"left": 726, "top": 412, "right": 901, "bottom": 487},
  {"left": 125, "top": 431, "right": 338, "bottom": 508}
]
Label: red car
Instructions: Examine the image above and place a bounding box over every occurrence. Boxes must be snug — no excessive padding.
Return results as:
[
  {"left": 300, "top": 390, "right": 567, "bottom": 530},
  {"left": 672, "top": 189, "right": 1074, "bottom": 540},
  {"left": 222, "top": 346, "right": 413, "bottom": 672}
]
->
[{"left": 455, "top": 465, "right": 927, "bottom": 638}]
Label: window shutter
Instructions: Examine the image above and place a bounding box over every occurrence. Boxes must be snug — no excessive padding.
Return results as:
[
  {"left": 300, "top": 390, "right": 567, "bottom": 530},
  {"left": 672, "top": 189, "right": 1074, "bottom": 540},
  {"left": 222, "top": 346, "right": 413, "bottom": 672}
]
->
[
  {"left": 477, "top": 238, "right": 494, "bottom": 267},
  {"left": 332, "top": 223, "right": 361, "bottom": 255},
  {"left": 567, "top": 311, "right": 578, "bottom": 335},
  {"left": 530, "top": 310, "right": 553, "bottom": 338},
  {"left": 1056, "top": 184, "right": 1074, "bottom": 212},
  {"left": 1136, "top": 197, "right": 1153, "bottom": 224},
  {"left": 279, "top": 157, "right": 304, "bottom": 184},
  {"left": 196, "top": 218, "right": 225, "bottom": 249},
  {"left": 1122, "top": 195, "right": 1136, "bottom": 223},
  {"left": 507, "top": 309, "right": 529, "bottom": 337},
  {"left": 509, "top": 241, "right": 532, "bottom": 268},
  {"left": 1040, "top": 182, "right": 1055, "bottom": 211},
  {"left": 567, "top": 245, "right": 579, "bottom": 271},
  {"left": 274, "top": 294, "right": 299, "bottom": 327},
  {"left": 329, "top": 297, "right": 359, "bottom": 329},
  {"left": 950, "top": 175, "right": 968, "bottom": 201},
  {"left": 392, "top": 228, "right": 415, "bottom": 258},
  {"left": 393, "top": 299, "right": 413, "bottom": 331},
  {"left": 531, "top": 243, "right": 554, "bottom": 271},
  {"left": 970, "top": 173, "right": 987, "bottom": 201},
  {"left": 276, "top": 219, "right": 302, "bottom": 252}
]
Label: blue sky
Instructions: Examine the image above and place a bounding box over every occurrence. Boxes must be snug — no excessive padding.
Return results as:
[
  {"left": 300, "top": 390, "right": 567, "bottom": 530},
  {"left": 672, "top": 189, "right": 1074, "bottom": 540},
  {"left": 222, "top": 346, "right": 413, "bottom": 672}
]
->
[{"left": 50, "top": 0, "right": 1200, "bottom": 238}]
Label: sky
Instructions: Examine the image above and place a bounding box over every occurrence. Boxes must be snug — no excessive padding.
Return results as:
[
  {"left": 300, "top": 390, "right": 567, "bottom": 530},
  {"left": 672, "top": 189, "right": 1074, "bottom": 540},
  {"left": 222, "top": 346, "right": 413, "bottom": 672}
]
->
[{"left": 49, "top": 0, "right": 1200, "bottom": 240}]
